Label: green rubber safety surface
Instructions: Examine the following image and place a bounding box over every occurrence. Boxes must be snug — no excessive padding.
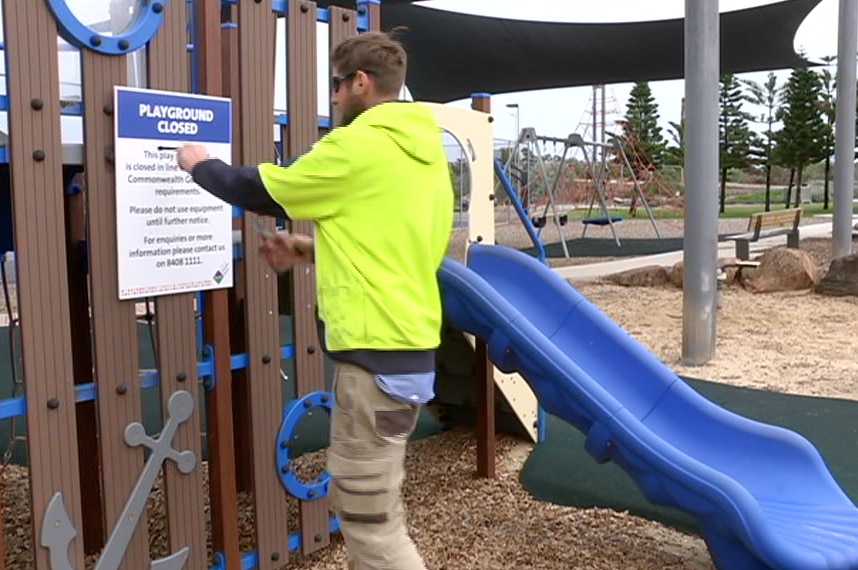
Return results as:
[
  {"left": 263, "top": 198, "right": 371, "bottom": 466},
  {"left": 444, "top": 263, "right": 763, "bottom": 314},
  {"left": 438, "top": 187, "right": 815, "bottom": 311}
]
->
[{"left": 519, "top": 376, "right": 858, "bottom": 535}]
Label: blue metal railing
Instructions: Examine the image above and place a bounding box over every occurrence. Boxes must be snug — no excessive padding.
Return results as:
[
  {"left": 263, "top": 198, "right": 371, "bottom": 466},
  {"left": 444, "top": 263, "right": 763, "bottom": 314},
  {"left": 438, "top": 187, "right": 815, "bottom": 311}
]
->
[
  {"left": 0, "top": 344, "right": 296, "bottom": 421},
  {"left": 493, "top": 158, "right": 546, "bottom": 264}
]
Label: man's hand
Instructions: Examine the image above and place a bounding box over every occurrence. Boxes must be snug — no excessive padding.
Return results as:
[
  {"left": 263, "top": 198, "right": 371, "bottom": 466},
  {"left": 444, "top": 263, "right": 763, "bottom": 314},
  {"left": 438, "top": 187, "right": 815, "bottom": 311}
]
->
[
  {"left": 177, "top": 144, "right": 210, "bottom": 173},
  {"left": 259, "top": 232, "right": 315, "bottom": 271}
]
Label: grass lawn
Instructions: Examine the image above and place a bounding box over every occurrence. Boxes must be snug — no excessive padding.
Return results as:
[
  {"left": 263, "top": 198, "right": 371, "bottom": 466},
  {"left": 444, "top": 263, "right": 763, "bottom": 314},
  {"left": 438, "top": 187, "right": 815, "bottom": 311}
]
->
[{"left": 727, "top": 188, "right": 788, "bottom": 205}]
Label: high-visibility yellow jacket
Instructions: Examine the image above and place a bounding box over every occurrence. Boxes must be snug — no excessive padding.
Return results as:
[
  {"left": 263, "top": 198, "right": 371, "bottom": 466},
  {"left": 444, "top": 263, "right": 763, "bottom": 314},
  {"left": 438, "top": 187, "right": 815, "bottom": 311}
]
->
[{"left": 258, "top": 101, "right": 454, "bottom": 377}]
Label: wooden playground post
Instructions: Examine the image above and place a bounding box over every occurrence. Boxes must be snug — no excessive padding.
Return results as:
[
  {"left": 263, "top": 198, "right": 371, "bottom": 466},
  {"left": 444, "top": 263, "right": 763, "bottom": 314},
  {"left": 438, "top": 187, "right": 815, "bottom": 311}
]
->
[
  {"left": 0, "top": 485, "right": 4, "bottom": 570},
  {"left": 4, "top": 2, "right": 86, "bottom": 568},
  {"left": 231, "top": 1, "right": 292, "bottom": 566},
  {"left": 66, "top": 178, "right": 104, "bottom": 554},
  {"left": 286, "top": 0, "right": 333, "bottom": 554},
  {"left": 221, "top": 0, "right": 255, "bottom": 497},
  {"left": 194, "top": 0, "right": 242, "bottom": 566},
  {"left": 364, "top": 0, "right": 382, "bottom": 24},
  {"left": 470, "top": 93, "right": 497, "bottom": 479},
  {"left": 79, "top": 34, "right": 152, "bottom": 570},
  {"left": 147, "top": 3, "right": 209, "bottom": 566}
]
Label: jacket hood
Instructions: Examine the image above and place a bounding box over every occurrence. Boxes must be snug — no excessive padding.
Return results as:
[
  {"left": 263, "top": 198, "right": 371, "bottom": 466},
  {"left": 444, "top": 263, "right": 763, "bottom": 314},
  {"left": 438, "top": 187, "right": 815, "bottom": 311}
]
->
[{"left": 353, "top": 101, "right": 444, "bottom": 165}]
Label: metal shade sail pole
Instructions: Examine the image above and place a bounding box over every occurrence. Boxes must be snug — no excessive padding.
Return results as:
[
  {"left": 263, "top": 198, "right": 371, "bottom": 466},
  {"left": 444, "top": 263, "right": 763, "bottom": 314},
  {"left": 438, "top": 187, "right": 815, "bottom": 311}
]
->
[
  {"left": 682, "top": 0, "right": 720, "bottom": 365},
  {"left": 833, "top": 0, "right": 858, "bottom": 259}
]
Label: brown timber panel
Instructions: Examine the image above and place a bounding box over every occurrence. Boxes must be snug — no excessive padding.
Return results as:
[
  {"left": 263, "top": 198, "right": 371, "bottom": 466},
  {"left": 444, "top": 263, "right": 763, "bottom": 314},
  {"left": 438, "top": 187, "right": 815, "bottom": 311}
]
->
[
  {"left": 146, "top": 3, "right": 208, "bottom": 567},
  {"left": 236, "top": 1, "right": 291, "bottom": 566},
  {"left": 220, "top": 2, "right": 255, "bottom": 497},
  {"left": 330, "top": 6, "right": 359, "bottom": 40},
  {"left": 65, "top": 178, "right": 105, "bottom": 554},
  {"left": 80, "top": 45, "right": 150, "bottom": 569},
  {"left": 287, "top": 0, "right": 331, "bottom": 555},
  {"left": 330, "top": 7, "right": 358, "bottom": 65},
  {"left": 327, "top": 7, "right": 357, "bottom": 136},
  {"left": 366, "top": 0, "right": 381, "bottom": 29},
  {"left": 4, "top": 2, "right": 84, "bottom": 569},
  {"left": 194, "top": 0, "right": 242, "bottom": 567},
  {"left": 321, "top": 4, "right": 356, "bottom": 203},
  {"left": 470, "top": 95, "right": 496, "bottom": 479},
  {"left": 0, "top": 488, "right": 4, "bottom": 570}
]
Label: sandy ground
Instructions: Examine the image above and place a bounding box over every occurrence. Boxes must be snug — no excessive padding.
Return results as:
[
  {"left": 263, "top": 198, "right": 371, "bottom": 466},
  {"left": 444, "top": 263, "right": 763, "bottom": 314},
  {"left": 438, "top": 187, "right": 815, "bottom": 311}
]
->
[
  {"left": 578, "top": 279, "right": 858, "bottom": 400},
  {"left": 2, "top": 214, "right": 857, "bottom": 569}
]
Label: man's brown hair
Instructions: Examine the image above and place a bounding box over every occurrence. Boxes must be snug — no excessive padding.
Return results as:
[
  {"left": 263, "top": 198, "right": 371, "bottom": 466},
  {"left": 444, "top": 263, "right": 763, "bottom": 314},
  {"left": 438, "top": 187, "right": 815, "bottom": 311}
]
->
[{"left": 331, "top": 29, "right": 408, "bottom": 96}]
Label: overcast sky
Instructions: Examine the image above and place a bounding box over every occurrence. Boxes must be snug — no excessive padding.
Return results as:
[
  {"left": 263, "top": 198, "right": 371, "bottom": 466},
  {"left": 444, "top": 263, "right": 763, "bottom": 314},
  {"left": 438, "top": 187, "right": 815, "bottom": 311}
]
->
[{"left": 1, "top": 0, "right": 846, "bottom": 148}]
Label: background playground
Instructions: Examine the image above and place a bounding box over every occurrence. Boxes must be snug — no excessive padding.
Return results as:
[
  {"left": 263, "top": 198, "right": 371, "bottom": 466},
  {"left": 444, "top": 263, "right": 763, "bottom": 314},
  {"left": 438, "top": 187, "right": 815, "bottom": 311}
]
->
[{"left": 447, "top": 67, "right": 858, "bottom": 228}]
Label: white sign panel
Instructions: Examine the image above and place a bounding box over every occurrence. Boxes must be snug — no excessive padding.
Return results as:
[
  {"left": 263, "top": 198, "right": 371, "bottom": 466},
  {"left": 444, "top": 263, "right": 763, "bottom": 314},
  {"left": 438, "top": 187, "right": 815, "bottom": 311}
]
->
[{"left": 114, "top": 86, "right": 234, "bottom": 300}]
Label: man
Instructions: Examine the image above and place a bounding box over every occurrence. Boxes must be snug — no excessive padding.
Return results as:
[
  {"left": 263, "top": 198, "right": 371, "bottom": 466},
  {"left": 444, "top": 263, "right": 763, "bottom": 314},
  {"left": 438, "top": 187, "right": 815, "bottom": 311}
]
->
[{"left": 177, "top": 31, "right": 453, "bottom": 569}]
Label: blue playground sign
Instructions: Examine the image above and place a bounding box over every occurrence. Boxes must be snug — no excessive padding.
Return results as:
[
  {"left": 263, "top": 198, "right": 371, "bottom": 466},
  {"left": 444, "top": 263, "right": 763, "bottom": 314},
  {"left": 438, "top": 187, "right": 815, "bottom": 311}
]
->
[
  {"left": 116, "top": 87, "right": 232, "bottom": 143},
  {"left": 113, "top": 86, "right": 234, "bottom": 300}
]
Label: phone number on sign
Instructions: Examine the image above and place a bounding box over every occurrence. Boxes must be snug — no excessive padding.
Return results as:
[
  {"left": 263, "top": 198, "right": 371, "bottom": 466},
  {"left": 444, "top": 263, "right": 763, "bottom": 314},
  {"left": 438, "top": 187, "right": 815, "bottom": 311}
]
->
[{"left": 156, "top": 256, "right": 203, "bottom": 269}]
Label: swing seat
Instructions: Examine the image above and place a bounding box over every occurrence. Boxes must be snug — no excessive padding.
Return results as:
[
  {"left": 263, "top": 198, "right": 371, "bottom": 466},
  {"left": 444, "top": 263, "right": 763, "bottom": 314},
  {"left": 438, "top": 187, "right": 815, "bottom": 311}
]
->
[{"left": 582, "top": 215, "right": 624, "bottom": 226}]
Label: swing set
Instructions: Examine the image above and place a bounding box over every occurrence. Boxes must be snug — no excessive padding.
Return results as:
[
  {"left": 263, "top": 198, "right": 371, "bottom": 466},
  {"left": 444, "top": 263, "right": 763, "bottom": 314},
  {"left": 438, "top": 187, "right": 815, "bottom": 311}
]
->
[{"left": 499, "top": 128, "right": 662, "bottom": 255}]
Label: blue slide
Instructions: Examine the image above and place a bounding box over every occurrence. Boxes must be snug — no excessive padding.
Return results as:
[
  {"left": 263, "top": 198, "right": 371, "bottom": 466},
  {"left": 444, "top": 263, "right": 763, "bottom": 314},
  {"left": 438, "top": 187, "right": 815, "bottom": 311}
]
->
[{"left": 438, "top": 243, "right": 858, "bottom": 570}]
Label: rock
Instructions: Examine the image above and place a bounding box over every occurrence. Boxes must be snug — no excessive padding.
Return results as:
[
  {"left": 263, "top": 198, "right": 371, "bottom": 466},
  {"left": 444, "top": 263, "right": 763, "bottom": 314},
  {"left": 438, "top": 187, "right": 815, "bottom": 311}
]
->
[
  {"left": 739, "top": 247, "right": 822, "bottom": 293},
  {"left": 605, "top": 265, "right": 670, "bottom": 287},
  {"left": 815, "top": 254, "right": 858, "bottom": 297},
  {"left": 669, "top": 262, "right": 683, "bottom": 288}
]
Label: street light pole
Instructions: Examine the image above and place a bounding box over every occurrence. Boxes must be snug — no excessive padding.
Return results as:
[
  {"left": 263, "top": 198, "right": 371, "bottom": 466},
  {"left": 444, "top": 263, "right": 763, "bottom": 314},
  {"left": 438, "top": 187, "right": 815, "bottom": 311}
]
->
[
  {"left": 506, "top": 103, "right": 520, "bottom": 142},
  {"left": 506, "top": 103, "right": 521, "bottom": 192}
]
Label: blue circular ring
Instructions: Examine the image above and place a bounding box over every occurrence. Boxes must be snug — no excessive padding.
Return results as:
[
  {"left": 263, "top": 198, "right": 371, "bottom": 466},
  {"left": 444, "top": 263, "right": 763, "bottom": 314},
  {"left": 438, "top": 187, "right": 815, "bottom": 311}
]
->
[
  {"left": 46, "top": 0, "right": 166, "bottom": 56},
  {"left": 276, "top": 391, "right": 333, "bottom": 501}
]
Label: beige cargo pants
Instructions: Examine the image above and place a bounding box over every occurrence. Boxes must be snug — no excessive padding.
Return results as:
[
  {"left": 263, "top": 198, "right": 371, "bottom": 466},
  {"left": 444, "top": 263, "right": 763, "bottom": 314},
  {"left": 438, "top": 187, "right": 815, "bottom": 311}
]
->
[{"left": 327, "top": 362, "right": 428, "bottom": 570}]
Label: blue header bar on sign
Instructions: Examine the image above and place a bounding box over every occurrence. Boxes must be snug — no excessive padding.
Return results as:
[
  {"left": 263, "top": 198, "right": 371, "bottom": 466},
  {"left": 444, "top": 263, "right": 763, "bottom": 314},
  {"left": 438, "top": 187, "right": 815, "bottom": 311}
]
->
[{"left": 116, "top": 87, "right": 232, "bottom": 144}]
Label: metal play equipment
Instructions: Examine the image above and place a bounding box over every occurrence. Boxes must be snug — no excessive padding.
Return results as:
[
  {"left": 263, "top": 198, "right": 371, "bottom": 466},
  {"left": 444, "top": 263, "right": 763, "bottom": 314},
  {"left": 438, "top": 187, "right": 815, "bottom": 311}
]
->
[
  {"left": 569, "top": 133, "right": 662, "bottom": 246},
  {"left": 499, "top": 128, "right": 662, "bottom": 253}
]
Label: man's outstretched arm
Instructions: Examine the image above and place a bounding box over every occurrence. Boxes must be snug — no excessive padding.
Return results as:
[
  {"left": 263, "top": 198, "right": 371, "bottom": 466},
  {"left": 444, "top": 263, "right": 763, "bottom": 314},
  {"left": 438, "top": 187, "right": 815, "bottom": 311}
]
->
[
  {"left": 181, "top": 148, "right": 300, "bottom": 218},
  {"left": 177, "top": 136, "right": 350, "bottom": 222}
]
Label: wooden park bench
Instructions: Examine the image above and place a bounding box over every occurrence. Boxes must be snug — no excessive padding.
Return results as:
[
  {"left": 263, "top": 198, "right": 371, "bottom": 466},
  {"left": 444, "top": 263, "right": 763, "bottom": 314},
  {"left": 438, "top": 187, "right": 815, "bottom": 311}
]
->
[{"left": 726, "top": 208, "right": 802, "bottom": 260}]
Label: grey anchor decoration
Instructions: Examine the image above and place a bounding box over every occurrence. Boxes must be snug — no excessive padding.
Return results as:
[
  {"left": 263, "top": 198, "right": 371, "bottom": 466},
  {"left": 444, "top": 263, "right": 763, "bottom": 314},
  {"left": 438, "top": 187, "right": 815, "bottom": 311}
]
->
[{"left": 41, "top": 390, "right": 198, "bottom": 570}]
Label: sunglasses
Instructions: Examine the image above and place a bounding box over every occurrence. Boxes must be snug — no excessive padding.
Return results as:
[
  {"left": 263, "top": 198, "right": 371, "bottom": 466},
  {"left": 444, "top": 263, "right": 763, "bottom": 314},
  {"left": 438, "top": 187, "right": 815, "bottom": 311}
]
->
[
  {"left": 331, "top": 71, "right": 357, "bottom": 93},
  {"left": 330, "top": 69, "right": 374, "bottom": 93}
]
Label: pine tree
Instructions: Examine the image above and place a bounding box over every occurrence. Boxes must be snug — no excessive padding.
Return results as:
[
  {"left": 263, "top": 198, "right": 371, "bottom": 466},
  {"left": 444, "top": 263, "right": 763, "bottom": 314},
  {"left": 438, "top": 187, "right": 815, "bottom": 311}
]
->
[
  {"left": 742, "top": 72, "right": 782, "bottom": 211},
  {"left": 718, "top": 74, "right": 754, "bottom": 213},
  {"left": 663, "top": 115, "right": 685, "bottom": 167},
  {"left": 774, "top": 67, "right": 831, "bottom": 208},
  {"left": 619, "top": 81, "right": 666, "bottom": 170}
]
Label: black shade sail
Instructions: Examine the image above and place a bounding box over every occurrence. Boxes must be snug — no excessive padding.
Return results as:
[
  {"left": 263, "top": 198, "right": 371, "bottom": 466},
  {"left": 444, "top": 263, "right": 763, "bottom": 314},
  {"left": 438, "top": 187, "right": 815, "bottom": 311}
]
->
[{"left": 323, "top": 0, "right": 823, "bottom": 103}]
